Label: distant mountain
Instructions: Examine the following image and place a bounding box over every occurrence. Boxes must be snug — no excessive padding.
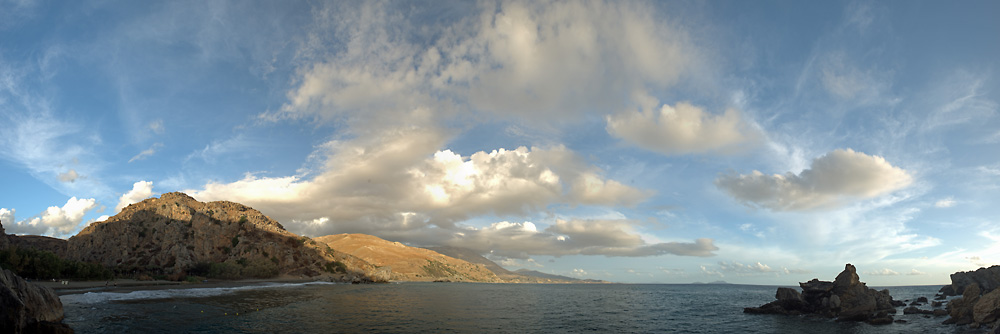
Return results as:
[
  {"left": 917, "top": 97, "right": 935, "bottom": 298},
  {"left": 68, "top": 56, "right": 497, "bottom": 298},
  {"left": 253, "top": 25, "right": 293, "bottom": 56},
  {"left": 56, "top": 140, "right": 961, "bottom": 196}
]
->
[
  {"left": 691, "top": 280, "right": 730, "bottom": 284},
  {"left": 314, "top": 234, "right": 501, "bottom": 282},
  {"left": 514, "top": 269, "right": 580, "bottom": 282},
  {"left": 427, "top": 247, "right": 580, "bottom": 283}
]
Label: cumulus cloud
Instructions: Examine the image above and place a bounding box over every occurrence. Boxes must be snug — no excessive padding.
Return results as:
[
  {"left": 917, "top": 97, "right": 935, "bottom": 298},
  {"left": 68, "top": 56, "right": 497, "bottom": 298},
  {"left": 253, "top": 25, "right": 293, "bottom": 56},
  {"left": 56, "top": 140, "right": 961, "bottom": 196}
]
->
[
  {"left": 700, "top": 261, "right": 809, "bottom": 277},
  {"left": 116, "top": 181, "right": 155, "bottom": 212},
  {"left": 715, "top": 149, "right": 912, "bottom": 211},
  {"left": 864, "top": 268, "right": 900, "bottom": 276},
  {"left": 934, "top": 198, "right": 956, "bottom": 208},
  {"left": 1, "top": 197, "right": 98, "bottom": 236},
  {"left": 606, "top": 93, "right": 760, "bottom": 155},
  {"left": 906, "top": 269, "right": 925, "bottom": 276},
  {"left": 189, "top": 126, "right": 650, "bottom": 233},
  {"left": 58, "top": 169, "right": 79, "bottom": 182}
]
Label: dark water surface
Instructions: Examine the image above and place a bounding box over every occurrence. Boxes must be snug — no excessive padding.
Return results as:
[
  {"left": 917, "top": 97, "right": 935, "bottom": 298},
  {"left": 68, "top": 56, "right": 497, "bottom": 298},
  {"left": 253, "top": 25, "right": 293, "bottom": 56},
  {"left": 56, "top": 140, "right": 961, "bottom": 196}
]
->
[{"left": 62, "top": 282, "right": 984, "bottom": 333}]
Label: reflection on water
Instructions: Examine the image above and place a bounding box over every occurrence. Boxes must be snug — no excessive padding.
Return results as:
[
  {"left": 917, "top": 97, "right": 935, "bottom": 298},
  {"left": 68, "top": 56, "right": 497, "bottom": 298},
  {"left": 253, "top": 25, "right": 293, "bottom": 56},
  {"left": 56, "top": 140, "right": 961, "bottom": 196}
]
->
[{"left": 63, "top": 283, "right": 985, "bottom": 333}]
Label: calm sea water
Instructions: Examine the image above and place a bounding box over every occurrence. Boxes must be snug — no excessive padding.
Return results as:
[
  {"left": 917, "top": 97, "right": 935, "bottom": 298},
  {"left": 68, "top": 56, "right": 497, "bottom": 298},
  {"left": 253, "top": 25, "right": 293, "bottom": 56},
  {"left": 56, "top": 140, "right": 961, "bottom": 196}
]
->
[{"left": 61, "top": 282, "right": 985, "bottom": 333}]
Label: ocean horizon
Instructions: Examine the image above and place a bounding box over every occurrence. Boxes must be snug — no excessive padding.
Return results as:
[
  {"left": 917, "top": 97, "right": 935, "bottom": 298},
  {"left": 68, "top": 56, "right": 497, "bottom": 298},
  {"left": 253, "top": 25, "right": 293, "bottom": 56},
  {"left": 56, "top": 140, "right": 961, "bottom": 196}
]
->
[{"left": 60, "top": 282, "right": 984, "bottom": 333}]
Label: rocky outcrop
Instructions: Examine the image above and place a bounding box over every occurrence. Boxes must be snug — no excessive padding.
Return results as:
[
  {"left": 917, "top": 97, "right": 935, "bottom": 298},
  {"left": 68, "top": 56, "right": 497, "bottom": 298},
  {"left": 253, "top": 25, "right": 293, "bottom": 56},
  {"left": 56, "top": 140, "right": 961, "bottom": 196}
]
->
[
  {"left": 942, "top": 266, "right": 1000, "bottom": 297},
  {"left": 942, "top": 265, "right": 1000, "bottom": 330},
  {"left": 745, "top": 264, "right": 900, "bottom": 324},
  {"left": 314, "top": 234, "right": 501, "bottom": 282},
  {"left": 65, "top": 192, "right": 381, "bottom": 282},
  {"left": 1, "top": 269, "right": 67, "bottom": 333},
  {"left": 0, "top": 219, "right": 8, "bottom": 249}
]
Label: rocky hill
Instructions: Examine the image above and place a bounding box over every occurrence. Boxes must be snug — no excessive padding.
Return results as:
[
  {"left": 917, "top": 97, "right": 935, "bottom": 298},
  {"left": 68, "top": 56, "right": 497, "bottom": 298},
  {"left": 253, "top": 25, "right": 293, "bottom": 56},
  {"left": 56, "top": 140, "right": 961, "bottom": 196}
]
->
[
  {"left": 939, "top": 265, "right": 1000, "bottom": 328},
  {"left": 314, "top": 234, "right": 501, "bottom": 282},
  {"left": 64, "top": 192, "right": 382, "bottom": 282}
]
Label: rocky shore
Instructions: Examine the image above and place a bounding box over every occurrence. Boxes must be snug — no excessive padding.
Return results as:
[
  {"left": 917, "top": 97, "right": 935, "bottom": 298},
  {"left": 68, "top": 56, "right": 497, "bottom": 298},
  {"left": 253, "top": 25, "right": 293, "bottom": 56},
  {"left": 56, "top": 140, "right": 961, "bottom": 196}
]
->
[
  {"left": 1, "top": 268, "right": 70, "bottom": 333},
  {"left": 937, "top": 265, "right": 1000, "bottom": 331},
  {"left": 745, "top": 264, "right": 905, "bottom": 324}
]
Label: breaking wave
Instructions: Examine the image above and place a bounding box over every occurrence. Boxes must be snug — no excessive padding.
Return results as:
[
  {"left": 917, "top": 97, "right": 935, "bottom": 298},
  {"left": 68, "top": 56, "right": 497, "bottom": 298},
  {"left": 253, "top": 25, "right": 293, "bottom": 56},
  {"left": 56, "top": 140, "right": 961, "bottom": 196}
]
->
[{"left": 60, "top": 281, "right": 337, "bottom": 305}]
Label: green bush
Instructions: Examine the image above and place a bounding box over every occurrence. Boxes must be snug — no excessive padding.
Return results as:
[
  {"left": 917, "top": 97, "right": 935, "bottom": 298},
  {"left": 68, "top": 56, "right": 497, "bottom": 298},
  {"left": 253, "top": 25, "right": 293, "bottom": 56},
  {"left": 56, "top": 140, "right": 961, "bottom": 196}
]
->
[
  {"left": 207, "top": 262, "right": 241, "bottom": 279},
  {"left": 0, "top": 247, "right": 111, "bottom": 280}
]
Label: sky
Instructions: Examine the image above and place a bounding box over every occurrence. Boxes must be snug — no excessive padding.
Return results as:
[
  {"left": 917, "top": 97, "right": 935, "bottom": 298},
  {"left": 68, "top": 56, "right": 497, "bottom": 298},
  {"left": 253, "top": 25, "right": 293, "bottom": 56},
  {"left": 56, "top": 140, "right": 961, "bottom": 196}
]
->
[{"left": 1, "top": 0, "right": 998, "bottom": 285}]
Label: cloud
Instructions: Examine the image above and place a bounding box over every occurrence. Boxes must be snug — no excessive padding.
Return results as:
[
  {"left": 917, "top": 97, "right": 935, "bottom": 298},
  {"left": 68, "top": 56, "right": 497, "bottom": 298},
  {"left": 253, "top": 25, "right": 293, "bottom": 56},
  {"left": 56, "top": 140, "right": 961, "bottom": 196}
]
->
[
  {"left": 1, "top": 197, "right": 98, "bottom": 236},
  {"left": 129, "top": 143, "right": 163, "bottom": 163},
  {"left": 148, "top": 119, "right": 164, "bottom": 134},
  {"left": 276, "top": 0, "right": 698, "bottom": 126},
  {"left": 701, "top": 261, "right": 809, "bottom": 277},
  {"left": 906, "top": 269, "right": 925, "bottom": 276},
  {"left": 606, "top": 92, "right": 760, "bottom": 155},
  {"left": 863, "top": 268, "right": 900, "bottom": 276},
  {"left": 716, "top": 149, "right": 912, "bottom": 211},
  {"left": 934, "top": 198, "right": 956, "bottom": 208},
  {"left": 116, "top": 181, "right": 155, "bottom": 212},
  {"left": 58, "top": 169, "right": 79, "bottom": 183},
  {"left": 189, "top": 126, "right": 650, "bottom": 233},
  {"left": 434, "top": 219, "right": 718, "bottom": 259},
  {"left": 0, "top": 62, "right": 108, "bottom": 197}
]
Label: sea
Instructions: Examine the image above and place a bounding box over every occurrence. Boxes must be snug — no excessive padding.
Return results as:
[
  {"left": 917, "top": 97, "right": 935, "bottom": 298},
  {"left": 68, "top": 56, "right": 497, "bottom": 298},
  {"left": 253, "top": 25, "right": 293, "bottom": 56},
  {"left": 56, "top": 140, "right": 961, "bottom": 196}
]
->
[{"left": 60, "top": 282, "right": 986, "bottom": 333}]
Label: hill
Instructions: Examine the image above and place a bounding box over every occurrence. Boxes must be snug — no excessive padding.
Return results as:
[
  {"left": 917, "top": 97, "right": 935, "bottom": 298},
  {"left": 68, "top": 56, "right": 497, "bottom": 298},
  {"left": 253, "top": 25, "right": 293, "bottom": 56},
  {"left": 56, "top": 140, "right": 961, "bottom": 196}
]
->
[
  {"left": 64, "top": 192, "right": 383, "bottom": 282},
  {"left": 427, "top": 247, "right": 589, "bottom": 283},
  {"left": 314, "top": 234, "right": 501, "bottom": 282}
]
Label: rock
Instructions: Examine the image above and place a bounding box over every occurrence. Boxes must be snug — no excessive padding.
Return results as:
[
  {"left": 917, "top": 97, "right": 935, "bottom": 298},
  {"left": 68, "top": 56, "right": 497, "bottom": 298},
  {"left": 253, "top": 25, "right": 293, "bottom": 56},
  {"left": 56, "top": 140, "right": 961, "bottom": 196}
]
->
[
  {"left": 903, "top": 306, "right": 933, "bottom": 315},
  {"left": 946, "top": 283, "right": 982, "bottom": 326},
  {"left": 867, "top": 314, "right": 893, "bottom": 325},
  {"left": 891, "top": 300, "right": 907, "bottom": 307},
  {"left": 949, "top": 266, "right": 1000, "bottom": 296},
  {"left": 746, "top": 263, "right": 899, "bottom": 322},
  {"left": 932, "top": 300, "right": 944, "bottom": 307},
  {"left": 800, "top": 279, "right": 835, "bottom": 293},
  {"left": 894, "top": 319, "right": 907, "bottom": 323},
  {"left": 833, "top": 264, "right": 861, "bottom": 295},
  {"left": 939, "top": 285, "right": 956, "bottom": 296},
  {"left": 0, "top": 219, "right": 8, "bottom": 249},
  {"left": 975, "top": 288, "right": 1000, "bottom": 324},
  {"left": 916, "top": 296, "right": 929, "bottom": 303},
  {"left": 934, "top": 309, "right": 948, "bottom": 317},
  {"left": 0, "top": 269, "right": 65, "bottom": 333}
]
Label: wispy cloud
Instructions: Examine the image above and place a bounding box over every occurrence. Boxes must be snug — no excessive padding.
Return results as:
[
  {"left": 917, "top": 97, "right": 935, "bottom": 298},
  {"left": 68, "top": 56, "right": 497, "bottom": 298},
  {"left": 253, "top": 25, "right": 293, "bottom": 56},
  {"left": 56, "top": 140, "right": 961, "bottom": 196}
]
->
[{"left": 128, "top": 143, "right": 163, "bottom": 163}]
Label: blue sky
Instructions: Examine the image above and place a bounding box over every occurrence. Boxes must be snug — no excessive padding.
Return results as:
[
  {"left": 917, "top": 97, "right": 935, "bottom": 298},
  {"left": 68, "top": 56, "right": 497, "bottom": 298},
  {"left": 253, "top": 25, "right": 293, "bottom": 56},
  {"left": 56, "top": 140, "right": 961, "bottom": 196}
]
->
[{"left": 1, "top": 0, "right": 998, "bottom": 285}]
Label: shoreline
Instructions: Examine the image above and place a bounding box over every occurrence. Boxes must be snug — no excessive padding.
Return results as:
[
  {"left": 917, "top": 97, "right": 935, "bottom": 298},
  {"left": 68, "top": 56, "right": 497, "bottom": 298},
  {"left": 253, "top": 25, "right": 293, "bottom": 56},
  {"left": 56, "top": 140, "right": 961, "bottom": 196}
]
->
[{"left": 39, "top": 276, "right": 324, "bottom": 296}]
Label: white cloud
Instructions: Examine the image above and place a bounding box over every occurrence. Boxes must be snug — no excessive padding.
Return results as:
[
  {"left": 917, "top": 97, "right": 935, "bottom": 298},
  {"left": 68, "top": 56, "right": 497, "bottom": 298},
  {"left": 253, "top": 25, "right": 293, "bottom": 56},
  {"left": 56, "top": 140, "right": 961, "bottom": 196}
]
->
[
  {"left": 2, "top": 197, "right": 98, "bottom": 236},
  {"left": 189, "top": 127, "right": 650, "bottom": 234},
  {"left": 716, "top": 149, "right": 912, "bottom": 211},
  {"left": 58, "top": 169, "right": 79, "bottom": 182},
  {"left": 934, "top": 197, "right": 956, "bottom": 208},
  {"left": 437, "top": 219, "right": 718, "bottom": 259},
  {"left": 148, "top": 119, "right": 164, "bottom": 134},
  {"left": 906, "top": 269, "right": 925, "bottom": 276},
  {"left": 276, "top": 0, "right": 699, "bottom": 127},
  {"left": 863, "top": 268, "right": 900, "bottom": 276},
  {"left": 116, "top": 181, "right": 155, "bottom": 212},
  {"left": 606, "top": 93, "right": 760, "bottom": 155},
  {"left": 129, "top": 143, "right": 163, "bottom": 163}
]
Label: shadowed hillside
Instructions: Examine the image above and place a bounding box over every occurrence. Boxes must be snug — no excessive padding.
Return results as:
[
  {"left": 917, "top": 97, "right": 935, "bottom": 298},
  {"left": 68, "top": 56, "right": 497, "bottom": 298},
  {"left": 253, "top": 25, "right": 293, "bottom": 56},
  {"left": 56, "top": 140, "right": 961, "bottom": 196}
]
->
[{"left": 315, "top": 234, "right": 501, "bottom": 282}]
